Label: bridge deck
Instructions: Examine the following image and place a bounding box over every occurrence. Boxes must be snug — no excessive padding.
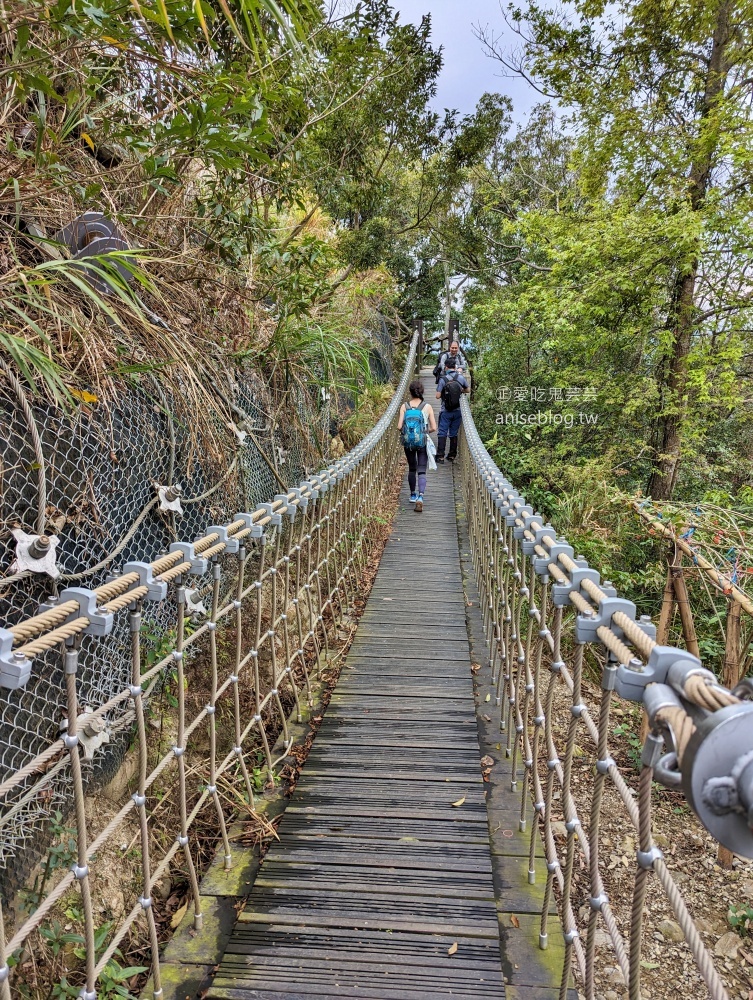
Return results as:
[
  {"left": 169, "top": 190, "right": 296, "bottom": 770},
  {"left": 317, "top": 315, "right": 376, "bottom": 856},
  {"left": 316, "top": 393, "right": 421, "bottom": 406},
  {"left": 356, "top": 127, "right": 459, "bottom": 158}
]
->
[{"left": 207, "top": 379, "right": 505, "bottom": 999}]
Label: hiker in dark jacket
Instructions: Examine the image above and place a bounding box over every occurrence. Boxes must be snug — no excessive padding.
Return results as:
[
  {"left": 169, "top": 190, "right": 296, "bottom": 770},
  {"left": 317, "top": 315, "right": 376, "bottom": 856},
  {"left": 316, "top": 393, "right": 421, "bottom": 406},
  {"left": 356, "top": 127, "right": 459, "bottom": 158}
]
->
[
  {"left": 433, "top": 340, "right": 468, "bottom": 383},
  {"left": 435, "top": 367, "right": 469, "bottom": 463},
  {"left": 398, "top": 380, "right": 437, "bottom": 512}
]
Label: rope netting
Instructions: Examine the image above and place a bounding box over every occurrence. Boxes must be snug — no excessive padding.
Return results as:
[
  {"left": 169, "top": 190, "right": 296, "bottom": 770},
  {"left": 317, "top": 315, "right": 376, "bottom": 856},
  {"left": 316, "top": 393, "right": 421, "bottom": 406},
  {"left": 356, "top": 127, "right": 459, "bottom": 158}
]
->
[
  {"left": 0, "top": 368, "right": 316, "bottom": 901},
  {"left": 459, "top": 394, "right": 753, "bottom": 1000},
  {"left": 0, "top": 329, "right": 398, "bottom": 999}
]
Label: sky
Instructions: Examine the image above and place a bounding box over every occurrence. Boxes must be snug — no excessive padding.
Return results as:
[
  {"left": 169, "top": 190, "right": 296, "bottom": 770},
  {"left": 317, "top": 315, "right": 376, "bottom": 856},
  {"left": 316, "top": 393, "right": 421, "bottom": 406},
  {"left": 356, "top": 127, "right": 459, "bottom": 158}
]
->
[{"left": 389, "top": 0, "right": 544, "bottom": 122}]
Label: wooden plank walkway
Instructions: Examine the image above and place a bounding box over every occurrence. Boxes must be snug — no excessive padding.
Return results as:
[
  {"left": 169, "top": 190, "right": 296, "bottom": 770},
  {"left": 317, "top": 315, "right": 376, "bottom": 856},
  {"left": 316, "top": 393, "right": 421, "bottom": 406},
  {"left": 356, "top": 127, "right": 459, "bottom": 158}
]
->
[{"left": 207, "top": 376, "right": 505, "bottom": 1000}]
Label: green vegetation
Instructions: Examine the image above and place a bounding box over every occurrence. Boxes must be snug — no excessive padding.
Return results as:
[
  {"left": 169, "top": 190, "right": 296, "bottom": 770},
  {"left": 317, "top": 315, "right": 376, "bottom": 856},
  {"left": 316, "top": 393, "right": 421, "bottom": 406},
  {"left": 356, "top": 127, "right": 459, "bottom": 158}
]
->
[
  {"left": 4, "top": 0, "right": 753, "bottom": 654},
  {"left": 1, "top": 0, "right": 503, "bottom": 435},
  {"left": 421, "top": 0, "right": 753, "bottom": 669},
  {"left": 728, "top": 902, "right": 753, "bottom": 939}
]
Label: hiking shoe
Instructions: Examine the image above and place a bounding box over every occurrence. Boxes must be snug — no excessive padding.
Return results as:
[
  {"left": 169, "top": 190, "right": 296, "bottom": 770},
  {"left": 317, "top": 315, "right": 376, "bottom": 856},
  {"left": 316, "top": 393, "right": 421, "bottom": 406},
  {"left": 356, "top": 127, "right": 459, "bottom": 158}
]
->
[
  {"left": 409, "top": 492, "right": 418, "bottom": 503},
  {"left": 447, "top": 455, "right": 455, "bottom": 462},
  {"left": 415, "top": 495, "right": 423, "bottom": 513},
  {"left": 436, "top": 456, "right": 445, "bottom": 463}
]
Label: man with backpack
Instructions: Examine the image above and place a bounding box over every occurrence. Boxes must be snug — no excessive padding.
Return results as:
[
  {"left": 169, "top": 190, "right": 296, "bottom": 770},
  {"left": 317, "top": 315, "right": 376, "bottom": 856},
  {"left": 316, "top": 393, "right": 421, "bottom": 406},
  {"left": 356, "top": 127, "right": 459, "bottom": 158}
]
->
[
  {"left": 433, "top": 340, "right": 468, "bottom": 383},
  {"left": 435, "top": 365, "right": 469, "bottom": 463}
]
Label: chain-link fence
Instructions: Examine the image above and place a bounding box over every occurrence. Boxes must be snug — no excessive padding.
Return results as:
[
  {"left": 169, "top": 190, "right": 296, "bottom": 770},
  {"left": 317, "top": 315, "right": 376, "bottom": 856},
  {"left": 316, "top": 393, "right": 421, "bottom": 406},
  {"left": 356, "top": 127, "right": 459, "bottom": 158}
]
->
[
  {"left": 0, "top": 329, "right": 411, "bottom": 1000},
  {"left": 0, "top": 326, "right": 393, "bottom": 908}
]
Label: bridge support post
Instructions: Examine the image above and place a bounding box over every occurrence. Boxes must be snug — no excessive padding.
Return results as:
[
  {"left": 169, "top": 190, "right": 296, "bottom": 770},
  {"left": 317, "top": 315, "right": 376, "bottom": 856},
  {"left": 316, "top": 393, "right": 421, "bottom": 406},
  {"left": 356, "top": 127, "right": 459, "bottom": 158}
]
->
[{"left": 412, "top": 318, "right": 423, "bottom": 373}]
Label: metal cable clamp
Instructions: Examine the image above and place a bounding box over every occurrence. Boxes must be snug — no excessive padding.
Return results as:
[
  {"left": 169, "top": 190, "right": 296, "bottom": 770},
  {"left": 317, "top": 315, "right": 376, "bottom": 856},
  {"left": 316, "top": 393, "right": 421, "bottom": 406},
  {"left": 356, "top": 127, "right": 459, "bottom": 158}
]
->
[
  {"left": 551, "top": 562, "right": 600, "bottom": 608},
  {"left": 123, "top": 562, "right": 168, "bottom": 602},
  {"left": 275, "top": 489, "right": 302, "bottom": 521},
  {"left": 256, "top": 502, "right": 282, "bottom": 528},
  {"left": 205, "top": 524, "right": 240, "bottom": 555},
  {"left": 0, "top": 628, "right": 32, "bottom": 690},
  {"left": 234, "top": 512, "right": 264, "bottom": 539},
  {"left": 39, "top": 587, "right": 114, "bottom": 637},
  {"left": 168, "top": 542, "right": 207, "bottom": 576},
  {"left": 614, "top": 645, "right": 703, "bottom": 702}
]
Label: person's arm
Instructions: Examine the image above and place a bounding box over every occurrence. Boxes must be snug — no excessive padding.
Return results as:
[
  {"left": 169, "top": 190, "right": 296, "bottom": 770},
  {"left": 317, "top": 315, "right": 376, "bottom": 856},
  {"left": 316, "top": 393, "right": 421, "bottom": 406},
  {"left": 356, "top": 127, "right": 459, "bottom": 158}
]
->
[
  {"left": 425, "top": 404, "right": 437, "bottom": 433},
  {"left": 397, "top": 402, "right": 405, "bottom": 430},
  {"left": 435, "top": 378, "right": 443, "bottom": 400}
]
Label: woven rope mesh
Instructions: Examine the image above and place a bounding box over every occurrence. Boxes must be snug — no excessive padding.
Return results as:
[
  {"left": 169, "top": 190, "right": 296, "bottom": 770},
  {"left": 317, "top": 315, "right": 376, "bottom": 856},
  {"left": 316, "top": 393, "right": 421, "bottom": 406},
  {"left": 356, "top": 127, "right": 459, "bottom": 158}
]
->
[{"left": 0, "top": 327, "right": 392, "bottom": 905}]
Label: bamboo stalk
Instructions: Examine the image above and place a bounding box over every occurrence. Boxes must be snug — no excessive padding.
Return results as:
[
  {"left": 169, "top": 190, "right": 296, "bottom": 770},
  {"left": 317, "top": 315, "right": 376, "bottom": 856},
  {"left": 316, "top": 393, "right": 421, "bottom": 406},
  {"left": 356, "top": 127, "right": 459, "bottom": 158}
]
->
[
  {"left": 632, "top": 501, "right": 753, "bottom": 617},
  {"left": 642, "top": 558, "right": 678, "bottom": 742},
  {"left": 657, "top": 560, "right": 677, "bottom": 644}
]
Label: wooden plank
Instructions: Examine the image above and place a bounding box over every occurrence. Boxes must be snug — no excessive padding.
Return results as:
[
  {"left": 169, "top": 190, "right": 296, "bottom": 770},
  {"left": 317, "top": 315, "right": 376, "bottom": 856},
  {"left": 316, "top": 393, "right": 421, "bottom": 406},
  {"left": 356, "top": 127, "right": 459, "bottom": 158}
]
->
[{"left": 208, "top": 385, "right": 505, "bottom": 1000}]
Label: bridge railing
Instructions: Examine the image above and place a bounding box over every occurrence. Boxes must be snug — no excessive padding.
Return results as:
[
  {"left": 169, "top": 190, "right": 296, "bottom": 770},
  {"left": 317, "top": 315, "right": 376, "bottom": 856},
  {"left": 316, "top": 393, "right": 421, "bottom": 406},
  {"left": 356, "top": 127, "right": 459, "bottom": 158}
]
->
[
  {"left": 0, "top": 337, "right": 417, "bottom": 1000},
  {"left": 459, "top": 393, "right": 753, "bottom": 1000}
]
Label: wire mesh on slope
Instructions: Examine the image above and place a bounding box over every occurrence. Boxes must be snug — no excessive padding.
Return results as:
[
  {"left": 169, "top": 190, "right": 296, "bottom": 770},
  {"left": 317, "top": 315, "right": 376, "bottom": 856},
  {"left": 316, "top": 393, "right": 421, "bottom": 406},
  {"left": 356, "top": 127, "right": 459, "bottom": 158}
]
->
[
  {"left": 0, "top": 333, "right": 411, "bottom": 1000},
  {"left": 0, "top": 322, "right": 394, "bottom": 906}
]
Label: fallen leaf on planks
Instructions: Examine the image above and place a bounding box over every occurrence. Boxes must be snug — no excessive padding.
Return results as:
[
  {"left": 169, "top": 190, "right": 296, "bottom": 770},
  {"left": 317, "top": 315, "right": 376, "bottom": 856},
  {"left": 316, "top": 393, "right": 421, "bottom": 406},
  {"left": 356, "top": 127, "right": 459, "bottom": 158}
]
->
[
  {"left": 448, "top": 942, "right": 458, "bottom": 956},
  {"left": 451, "top": 796, "right": 466, "bottom": 807}
]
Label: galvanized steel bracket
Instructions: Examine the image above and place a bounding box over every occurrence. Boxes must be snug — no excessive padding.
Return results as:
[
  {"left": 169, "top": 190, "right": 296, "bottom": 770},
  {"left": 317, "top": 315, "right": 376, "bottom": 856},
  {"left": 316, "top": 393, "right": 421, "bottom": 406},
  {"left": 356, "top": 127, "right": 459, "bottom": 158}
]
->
[
  {"left": 534, "top": 540, "right": 574, "bottom": 578},
  {"left": 256, "top": 502, "right": 282, "bottom": 529},
  {"left": 615, "top": 645, "right": 703, "bottom": 702},
  {"left": 123, "top": 561, "right": 168, "bottom": 602},
  {"left": 168, "top": 542, "right": 207, "bottom": 576},
  {"left": 234, "top": 512, "right": 264, "bottom": 539},
  {"left": 39, "top": 587, "right": 114, "bottom": 637},
  {"left": 275, "top": 491, "right": 301, "bottom": 521},
  {"left": 508, "top": 503, "right": 533, "bottom": 529},
  {"left": 551, "top": 564, "right": 600, "bottom": 608},
  {"left": 0, "top": 628, "right": 32, "bottom": 690},
  {"left": 206, "top": 525, "right": 240, "bottom": 555},
  {"left": 156, "top": 484, "right": 183, "bottom": 514},
  {"left": 522, "top": 517, "right": 555, "bottom": 556},
  {"left": 575, "top": 596, "right": 637, "bottom": 643},
  {"left": 10, "top": 529, "right": 60, "bottom": 580}
]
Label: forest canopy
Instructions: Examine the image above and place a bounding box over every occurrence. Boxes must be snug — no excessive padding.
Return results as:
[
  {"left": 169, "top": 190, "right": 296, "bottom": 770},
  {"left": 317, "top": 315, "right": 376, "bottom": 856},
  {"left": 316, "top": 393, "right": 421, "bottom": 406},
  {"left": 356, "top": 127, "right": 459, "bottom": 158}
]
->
[{"left": 0, "top": 0, "right": 502, "bottom": 416}]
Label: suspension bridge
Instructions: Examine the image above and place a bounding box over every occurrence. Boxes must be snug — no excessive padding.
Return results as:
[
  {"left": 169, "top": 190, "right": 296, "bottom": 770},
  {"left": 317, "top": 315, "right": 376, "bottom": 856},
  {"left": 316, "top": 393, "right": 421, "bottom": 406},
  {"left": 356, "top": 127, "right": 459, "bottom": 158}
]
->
[{"left": 1, "top": 336, "right": 752, "bottom": 1000}]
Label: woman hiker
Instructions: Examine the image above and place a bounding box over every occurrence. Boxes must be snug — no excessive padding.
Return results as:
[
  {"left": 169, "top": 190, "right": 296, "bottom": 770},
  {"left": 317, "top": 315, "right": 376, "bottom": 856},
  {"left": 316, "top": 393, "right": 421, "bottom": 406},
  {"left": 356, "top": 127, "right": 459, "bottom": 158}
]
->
[{"left": 397, "top": 380, "right": 437, "bottom": 513}]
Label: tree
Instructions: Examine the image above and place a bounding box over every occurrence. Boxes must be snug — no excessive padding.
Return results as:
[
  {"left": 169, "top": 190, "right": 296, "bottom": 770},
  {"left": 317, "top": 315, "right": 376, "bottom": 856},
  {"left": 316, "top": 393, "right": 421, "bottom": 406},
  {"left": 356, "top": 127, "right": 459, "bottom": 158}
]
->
[{"left": 479, "top": 0, "right": 753, "bottom": 498}]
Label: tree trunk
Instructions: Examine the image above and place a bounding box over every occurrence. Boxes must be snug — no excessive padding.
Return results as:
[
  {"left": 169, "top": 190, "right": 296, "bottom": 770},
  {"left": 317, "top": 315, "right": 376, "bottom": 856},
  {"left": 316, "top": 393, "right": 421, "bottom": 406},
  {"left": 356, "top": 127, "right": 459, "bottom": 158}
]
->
[
  {"left": 443, "top": 261, "right": 451, "bottom": 353},
  {"left": 647, "top": 1, "right": 732, "bottom": 499}
]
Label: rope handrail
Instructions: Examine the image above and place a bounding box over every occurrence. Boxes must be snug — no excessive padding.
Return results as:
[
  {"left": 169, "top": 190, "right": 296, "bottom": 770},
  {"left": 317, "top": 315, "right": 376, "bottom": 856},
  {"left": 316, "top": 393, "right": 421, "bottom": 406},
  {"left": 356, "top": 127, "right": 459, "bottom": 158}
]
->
[
  {"left": 0, "top": 336, "right": 418, "bottom": 1000},
  {"left": 458, "top": 391, "right": 753, "bottom": 1000}
]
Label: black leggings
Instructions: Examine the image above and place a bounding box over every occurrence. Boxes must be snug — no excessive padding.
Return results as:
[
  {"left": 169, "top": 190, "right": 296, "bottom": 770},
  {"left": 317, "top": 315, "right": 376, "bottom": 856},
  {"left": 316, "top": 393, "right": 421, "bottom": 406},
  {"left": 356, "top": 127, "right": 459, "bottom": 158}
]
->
[{"left": 404, "top": 447, "right": 428, "bottom": 495}]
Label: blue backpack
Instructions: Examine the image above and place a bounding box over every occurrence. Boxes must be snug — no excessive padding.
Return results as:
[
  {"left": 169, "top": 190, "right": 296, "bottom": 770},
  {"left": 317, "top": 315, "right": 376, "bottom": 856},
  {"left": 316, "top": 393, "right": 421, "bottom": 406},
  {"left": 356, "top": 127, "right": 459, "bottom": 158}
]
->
[{"left": 401, "top": 403, "right": 426, "bottom": 450}]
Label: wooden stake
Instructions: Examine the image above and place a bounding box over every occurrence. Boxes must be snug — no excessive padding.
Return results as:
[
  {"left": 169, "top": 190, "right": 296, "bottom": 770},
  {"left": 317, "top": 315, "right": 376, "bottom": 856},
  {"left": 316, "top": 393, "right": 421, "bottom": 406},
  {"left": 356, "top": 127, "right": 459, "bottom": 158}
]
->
[
  {"left": 722, "top": 601, "right": 742, "bottom": 690},
  {"left": 671, "top": 559, "right": 701, "bottom": 659},
  {"left": 657, "top": 559, "right": 677, "bottom": 645},
  {"left": 642, "top": 559, "right": 678, "bottom": 742}
]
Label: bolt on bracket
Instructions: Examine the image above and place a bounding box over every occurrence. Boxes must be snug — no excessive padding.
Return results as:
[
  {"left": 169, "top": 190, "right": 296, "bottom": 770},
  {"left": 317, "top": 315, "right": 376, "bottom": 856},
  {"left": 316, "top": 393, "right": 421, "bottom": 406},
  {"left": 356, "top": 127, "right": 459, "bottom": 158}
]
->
[
  {"left": 156, "top": 483, "right": 183, "bottom": 514},
  {"left": 10, "top": 529, "right": 60, "bottom": 579},
  {"left": 0, "top": 628, "right": 32, "bottom": 690},
  {"left": 206, "top": 525, "right": 240, "bottom": 555},
  {"left": 168, "top": 542, "right": 207, "bottom": 576},
  {"left": 39, "top": 587, "right": 114, "bottom": 637},
  {"left": 123, "top": 562, "right": 168, "bottom": 602}
]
